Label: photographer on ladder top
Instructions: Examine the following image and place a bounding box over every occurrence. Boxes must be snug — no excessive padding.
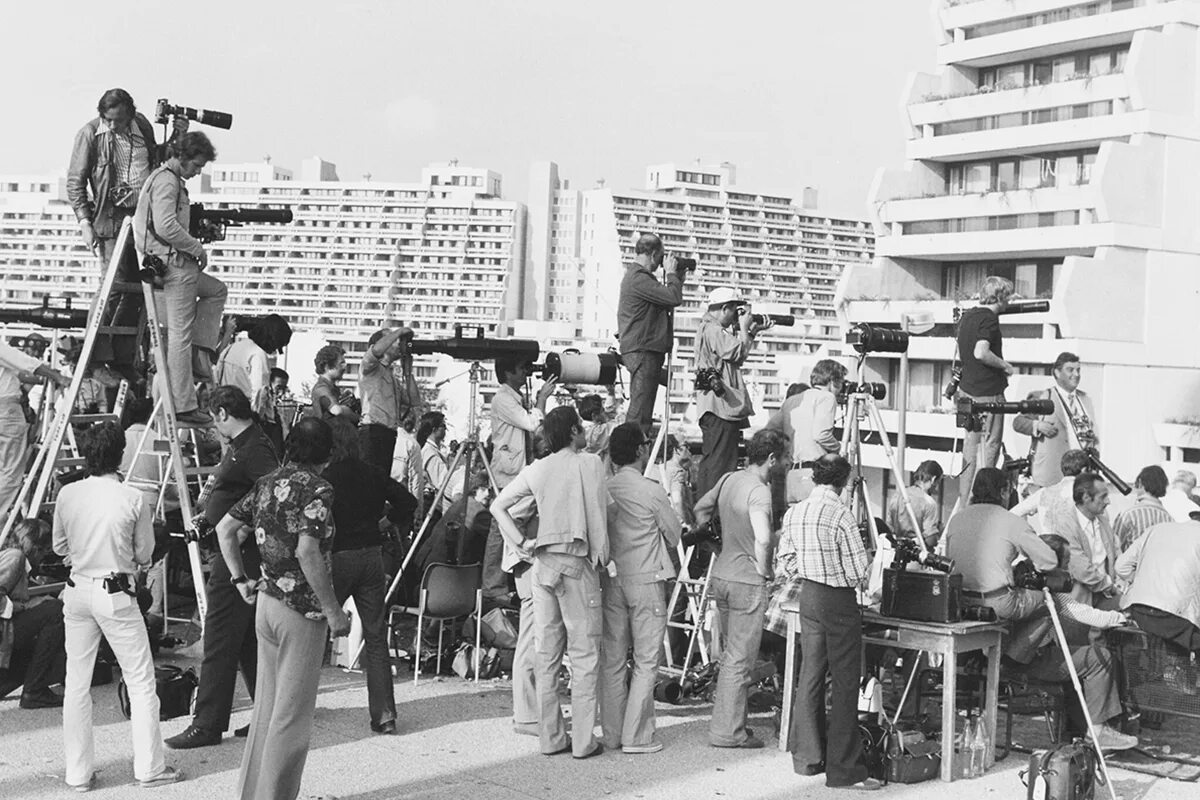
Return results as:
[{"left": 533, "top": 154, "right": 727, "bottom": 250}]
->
[
  {"left": 694, "top": 286, "right": 768, "bottom": 499},
  {"left": 954, "top": 276, "right": 1017, "bottom": 504},
  {"left": 618, "top": 233, "right": 688, "bottom": 435},
  {"left": 133, "top": 131, "right": 228, "bottom": 426}
]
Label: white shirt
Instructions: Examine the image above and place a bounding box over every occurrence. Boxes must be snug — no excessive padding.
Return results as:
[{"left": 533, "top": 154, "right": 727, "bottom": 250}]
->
[
  {"left": 1162, "top": 487, "right": 1200, "bottom": 523},
  {"left": 52, "top": 474, "right": 154, "bottom": 578},
  {"left": 489, "top": 383, "right": 543, "bottom": 490},
  {"left": 1075, "top": 508, "right": 1109, "bottom": 577},
  {"left": 0, "top": 340, "right": 41, "bottom": 405}
]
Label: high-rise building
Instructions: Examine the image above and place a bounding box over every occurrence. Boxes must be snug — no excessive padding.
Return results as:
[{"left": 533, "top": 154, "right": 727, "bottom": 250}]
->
[
  {"left": 840, "top": 0, "right": 1200, "bottom": 505},
  {"left": 521, "top": 161, "right": 874, "bottom": 433}
]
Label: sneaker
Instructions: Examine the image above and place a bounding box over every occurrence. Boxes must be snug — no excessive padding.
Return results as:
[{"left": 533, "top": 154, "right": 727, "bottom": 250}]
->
[
  {"left": 622, "top": 741, "right": 664, "bottom": 754},
  {"left": 175, "top": 409, "right": 213, "bottom": 427},
  {"left": 69, "top": 772, "right": 96, "bottom": 793},
  {"left": 138, "top": 767, "right": 184, "bottom": 788},
  {"left": 831, "top": 777, "right": 883, "bottom": 791},
  {"left": 164, "top": 726, "right": 220, "bottom": 750},
  {"left": 19, "top": 688, "right": 63, "bottom": 709},
  {"left": 512, "top": 722, "right": 539, "bottom": 737},
  {"left": 1092, "top": 724, "right": 1138, "bottom": 752}
]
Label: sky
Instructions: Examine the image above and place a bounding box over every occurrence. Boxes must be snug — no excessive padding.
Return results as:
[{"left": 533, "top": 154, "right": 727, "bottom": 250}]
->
[{"left": 2, "top": 0, "right": 938, "bottom": 217}]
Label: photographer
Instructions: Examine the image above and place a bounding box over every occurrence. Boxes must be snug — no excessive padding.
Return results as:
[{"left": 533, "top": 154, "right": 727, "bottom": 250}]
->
[
  {"left": 308, "top": 345, "right": 358, "bottom": 424},
  {"left": 166, "top": 386, "right": 278, "bottom": 751},
  {"left": 0, "top": 339, "right": 68, "bottom": 522},
  {"left": 618, "top": 233, "right": 687, "bottom": 434},
  {"left": 53, "top": 422, "right": 183, "bottom": 790},
  {"left": 955, "top": 276, "right": 1017, "bottom": 500},
  {"left": 694, "top": 286, "right": 765, "bottom": 498},
  {"left": 133, "top": 131, "right": 228, "bottom": 426},
  {"left": 358, "top": 327, "right": 415, "bottom": 473},
  {"left": 1012, "top": 352, "right": 1098, "bottom": 490},
  {"left": 765, "top": 359, "right": 846, "bottom": 512}
]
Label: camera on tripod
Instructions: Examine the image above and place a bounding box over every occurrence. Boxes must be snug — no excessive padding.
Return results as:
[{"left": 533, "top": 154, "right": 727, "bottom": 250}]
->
[
  {"left": 955, "top": 397, "right": 1053, "bottom": 432},
  {"left": 694, "top": 366, "right": 726, "bottom": 398},
  {"left": 847, "top": 323, "right": 909, "bottom": 355},
  {"left": 838, "top": 381, "right": 887, "bottom": 403},
  {"left": 0, "top": 297, "right": 89, "bottom": 329},
  {"left": 154, "top": 99, "right": 233, "bottom": 130}
]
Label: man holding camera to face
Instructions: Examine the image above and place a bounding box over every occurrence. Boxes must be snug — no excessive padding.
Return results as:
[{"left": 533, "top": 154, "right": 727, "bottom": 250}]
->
[
  {"left": 694, "top": 286, "right": 766, "bottom": 499},
  {"left": 133, "top": 131, "right": 228, "bottom": 426},
  {"left": 618, "top": 233, "right": 688, "bottom": 434}
]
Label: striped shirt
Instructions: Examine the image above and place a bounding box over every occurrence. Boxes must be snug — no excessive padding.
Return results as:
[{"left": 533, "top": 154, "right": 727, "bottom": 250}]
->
[
  {"left": 777, "top": 485, "right": 868, "bottom": 589},
  {"left": 1113, "top": 497, "right": 1173, "bottom": 552}
]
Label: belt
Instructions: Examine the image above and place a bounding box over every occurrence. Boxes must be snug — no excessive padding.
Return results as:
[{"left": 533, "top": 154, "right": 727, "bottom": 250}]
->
[
  {"left": 962, "top": 586, "right": 1011, "bottom": 600},
  {"left": 792, "top": 461, "right": 816, "bottom": 470}
]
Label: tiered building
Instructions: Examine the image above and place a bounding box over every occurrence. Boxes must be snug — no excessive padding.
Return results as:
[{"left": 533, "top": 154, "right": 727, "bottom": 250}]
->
[{"left": 840, "top": 0, "right": 1200, "bottom": 505}]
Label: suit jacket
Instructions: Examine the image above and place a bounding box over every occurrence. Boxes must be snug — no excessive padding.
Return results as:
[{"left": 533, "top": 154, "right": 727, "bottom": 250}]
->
[
  {"left": 1012, "top": 386, "right": 1097, "bottom": 488},
  {"left": 1060, "top": 509, "right": 1118, "bottom": 602}
]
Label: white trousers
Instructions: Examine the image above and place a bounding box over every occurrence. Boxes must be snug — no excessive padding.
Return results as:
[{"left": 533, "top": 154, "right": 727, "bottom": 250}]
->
[{"left": 62, "top": 577, "right": 165, "bottom": 784}]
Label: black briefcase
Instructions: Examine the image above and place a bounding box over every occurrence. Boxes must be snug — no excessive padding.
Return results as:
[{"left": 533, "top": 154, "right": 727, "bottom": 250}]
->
[{"left": 881, "top": 567, "right": 962, "bottom": 623}]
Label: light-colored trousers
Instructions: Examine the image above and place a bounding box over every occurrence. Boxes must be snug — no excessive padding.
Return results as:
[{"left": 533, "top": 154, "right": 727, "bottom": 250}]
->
[
  {"left": 957, "top": 391, "right": 1006, "bottom": 500},
  {"left": 598, "top": 577, "right": 668, "bottom": 749},
  {"left": 63, "top": 576, "right": 165, "bottom": 784},
  {"left": 155, "top": 256, "right": 227, "bottom": 414},
  {"left": 0, "top": 402, "right": 29, "bottom": 524},
  {"left": 708, "top": 577, "right": 767, "bottom": 746},
  {"left": 531, "top": 556, "right": 602, "bottom": 757},
  {"left": 512, "top": 566, "right": 538, "bottom": 728},
  {"left": 237, "top": 593, "right": 328, "bottom": 800}
]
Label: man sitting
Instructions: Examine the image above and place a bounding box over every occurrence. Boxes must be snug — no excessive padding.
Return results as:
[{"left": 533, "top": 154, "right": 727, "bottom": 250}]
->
[
  {"left": 1060, "top": 473, "right": 1120, "bottom": 608},
  {"left": 1162, "top": 470, "right": 1200, "bottom": 523},
  {"left": 1117, "top": 516, "right": 1200, "bottom": 655},
  {"left": 0, "top": 520, "right": 65, "bottom": 708},
  {"left": 1010, "top": 449, "right": 1089, "bottom": 535},
  {"left": 1113, "top": 465, "right": 1173, "bottom": 552}
]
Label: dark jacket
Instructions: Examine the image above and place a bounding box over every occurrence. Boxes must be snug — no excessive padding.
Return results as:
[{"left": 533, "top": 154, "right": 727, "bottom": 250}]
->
[
  {"left": 0, "top": 548, "right": 30, "bottom": 669},
  {"left": 67, "top": 112, "right": 161, "bottom": 238},
  {"left": 617, "top": 265, "right": 684, "bottom": 355}
]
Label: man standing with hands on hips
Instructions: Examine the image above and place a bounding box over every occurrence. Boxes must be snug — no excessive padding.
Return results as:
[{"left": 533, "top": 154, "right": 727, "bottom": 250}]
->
[{"left": 617, "top": 233, "right": 687, "bottom": 434}]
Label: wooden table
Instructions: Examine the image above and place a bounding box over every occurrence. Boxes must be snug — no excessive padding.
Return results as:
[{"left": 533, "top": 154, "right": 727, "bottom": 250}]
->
[{"left": 778, "top": 604, "right": 1006, "bottom": 783}]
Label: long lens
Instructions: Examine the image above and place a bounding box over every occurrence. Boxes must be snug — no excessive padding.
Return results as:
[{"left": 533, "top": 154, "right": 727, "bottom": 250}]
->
[
  {"left": 998, "top": 300, "right": 1050, "bottom": 315},
  {"left": 844, "top": 381, "right": 887, "bottom": 401},
  {"left": 194, "top": 207, "right": 293, "bottom": 224},
  {"left": 541, "top": 351, "right": 620, "bottom": 385},
  {"left": 0, "top": 305, "right": 89, "bottom": 329},
  {"left": 183, "top": 106, "right": 233, "bottom": 130},
  {"left": 973, "top": 399, "right": 1054, "bottom": 415},
  {"left": 408, "top": 329, "right": 540, "bottom": 364},
  {"left": 847, "top": 323, "right": 909, "bottom": 355},
  {"left": 751, "top": 313, "right": 795, "bottom": 327}
]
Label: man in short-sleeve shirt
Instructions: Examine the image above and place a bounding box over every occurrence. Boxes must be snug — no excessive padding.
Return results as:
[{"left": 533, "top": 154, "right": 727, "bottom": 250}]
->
[{"left": 307, "top": 345, "right": 355, "bottom": 425}]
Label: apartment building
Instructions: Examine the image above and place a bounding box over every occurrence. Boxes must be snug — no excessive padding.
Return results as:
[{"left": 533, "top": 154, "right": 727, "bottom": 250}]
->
[
  {"left": 839, "top": 0, "right": 1200, "bottom": 504},
  {"left": 522, "top": 161, "right": 874, "bottom": 433}
]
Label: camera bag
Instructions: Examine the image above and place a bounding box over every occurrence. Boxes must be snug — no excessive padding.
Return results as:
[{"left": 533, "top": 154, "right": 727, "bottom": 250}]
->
[
  {"left": 1020, "top": 739, "right": 1102, "bottom": 800},
  {"left": 118, "top": 664, "right": 198, "bottom": 721},
  {"left": 881, "top": 567, "right": 963, "bottom": 623},
  {"left": 859, "top": 720, "right": 941, "bottom": 785}
]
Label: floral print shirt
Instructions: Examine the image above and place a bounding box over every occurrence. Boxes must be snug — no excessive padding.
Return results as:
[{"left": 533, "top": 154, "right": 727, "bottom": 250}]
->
[{"left": 229, "top": 463, "right": 336, "bottom": 619}]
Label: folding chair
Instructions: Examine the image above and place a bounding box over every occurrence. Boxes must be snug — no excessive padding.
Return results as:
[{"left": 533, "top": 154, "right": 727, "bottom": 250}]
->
[{"left": 388, "top": 562, "right": 482, "bottom": 684}]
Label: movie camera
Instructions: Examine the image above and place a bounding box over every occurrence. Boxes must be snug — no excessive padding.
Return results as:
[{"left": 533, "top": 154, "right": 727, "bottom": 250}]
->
[
  {"left": 0, "top": 297, "right": 88, "bottom": 330},
  {"left": 154, "top": 99, "right": 233, "bottom": 130},
  {"left": 955, "top": 397, "right": 1054, "bottom": 433},
  {"left": 139, "top": 203, "right": 295, "bottom": 282}
]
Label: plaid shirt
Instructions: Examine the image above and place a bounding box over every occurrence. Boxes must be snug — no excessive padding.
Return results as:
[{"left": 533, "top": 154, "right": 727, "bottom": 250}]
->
[{"left": 778, "top": 485, "right": 868, "bottom": 590}]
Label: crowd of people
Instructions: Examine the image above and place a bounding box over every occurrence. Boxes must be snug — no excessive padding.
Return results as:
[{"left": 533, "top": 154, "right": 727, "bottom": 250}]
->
[{"left": 2, "top": 89, "right": 1199, "bottom": 797}]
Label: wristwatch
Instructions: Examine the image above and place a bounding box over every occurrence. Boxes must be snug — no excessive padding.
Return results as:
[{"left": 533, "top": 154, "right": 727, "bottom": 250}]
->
[{"left": 230, "top": 575, "right": 250, "bottom": 586}]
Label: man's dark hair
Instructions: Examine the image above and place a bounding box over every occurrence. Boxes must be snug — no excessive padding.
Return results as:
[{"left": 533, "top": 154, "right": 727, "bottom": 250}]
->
[
  {"left": 124, "top": 396, "right": 154, "bottom": 427},
  {"left": 12, "top": 518, "right": 52, "bottom": 555},
  {"left": 285, "top": 418, "right": 332, "bottom": 465},
  {"left": 1073, "top": 472, "right": 1105, "bottom": 505},
  {"left": 208, "top": 385, "right": 253, "bottom": 421},
  {"left": 173, "top": 131, "right": 216, "bottom": 163},
  {"left": 609, "top": 422, "right": 646, "bottom": 468},
  {"left": 1061, "top": 449, "right": 1089, "bottom": 477},
  {"left": 269, "top": 367, "right": 289, "bottom": 385},
  {"left": 417, "top": 411, "right": 445, "bottom": 447},
  {"left": 577, "top": 394, "right": 604, "bottom": 422},
  {"left": 786, "top": 382, "right": 810, "bottom": 398},
  {"left": 1052, "top": 352, "right": 1080, "bottom": 372},
  {"left": 314, "top": 344, "right": 344, "bottom": 374},
  {"left": 809, "top": 359, "right": 847, "bottom": 388},
  {"left": 911, "top": 460, "right": 943, "bottom": 486},
  {"left": 542, "top": 406, "right": 580, "bottom": 453},
  {"left": 634, "top": 233, "right": 663, "bottom": 256},
  {"left": 249, "top": 314, "right": 293, "bottom": 355},
  {"left": 80, "top": 421, "right": 125, "bottom": 475},
  {"left": 97, "top": 88, "right": 135, "bottom": 116},
  {"left": 495, "top": 355, "right": 530, "bottom": 384},
  {"left": 1040, "top": 534, "right": 1070, "bottom": 570},
  {"left": 367, "top": 328, "right": 389, "bottom": 348},
  {"left": 970, "top": 468, "right": 1009, "bottom": 506},
  {"left": 1136, "top": 465, "right": 1168, "bottom": 499},
  {"left": 746, "top": 428, "right": 789, "bottom": 467},
  {"left": 327, "top": 416, "right": 360, "bottom": 464},
  {"left": 812, "top": 454, "right": 852, "bottom": 490}
]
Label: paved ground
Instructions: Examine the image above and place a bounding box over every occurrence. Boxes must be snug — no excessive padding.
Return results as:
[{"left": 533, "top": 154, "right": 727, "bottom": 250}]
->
[{"left": 1, "top": 657, "right": 1197, "bottom": 800}]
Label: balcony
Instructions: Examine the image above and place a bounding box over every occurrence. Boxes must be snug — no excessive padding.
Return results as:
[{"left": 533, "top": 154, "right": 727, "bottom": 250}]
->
[
  {"left": 908, "top": 72, "right": 1126, "bottom": 131},
  {"left": 907, "top": 108, "right": 1141, "bottom": 161}
]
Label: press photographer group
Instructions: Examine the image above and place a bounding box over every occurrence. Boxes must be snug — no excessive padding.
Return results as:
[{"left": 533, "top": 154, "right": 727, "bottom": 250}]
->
[{"left": 3, "top": 84, "right": 1200, "bottom": 800}]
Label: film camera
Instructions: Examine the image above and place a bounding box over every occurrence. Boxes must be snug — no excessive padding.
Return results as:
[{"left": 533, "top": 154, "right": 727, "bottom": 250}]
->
[
  {"left": 887, "top": 532, "right": 954, "bottom": 574},
  {"left": 154, "top": 99, "right": 233, "bottom": 130},
  {"left": 675, "top": 256, "right": 698, "bottom": 272},
  {"left": 140, "top": 203, "right": 295, "bottom": 282},
  {"left": 694, "top": 366, "right": 726, "bottom": 398},
  {"left": 748, "top": 312, "right": 795, "bottom": 327},
  {"left": 847, "top": 323, "right": 909, "bottom": 355},
  {"left": 1011, "top": 560, "right": 1072, "bottom": 593},
  {"left": 681, "top": 521, "right": 721, "bottom": 550},
  {"left": 838, "top": 381, "right": 887, "bottom": 403},
  {"left": 1003, "top": 456, "right": 1032, "bottom": 478},
  {"left": 955, "top": 397, "right": 1054, "bottom": 433}
]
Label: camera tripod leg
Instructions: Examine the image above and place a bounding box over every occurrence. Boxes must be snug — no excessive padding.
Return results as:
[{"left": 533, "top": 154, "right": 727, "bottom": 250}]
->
[{"left": 862, "top": 398, "right": 932, "bottom": 557}]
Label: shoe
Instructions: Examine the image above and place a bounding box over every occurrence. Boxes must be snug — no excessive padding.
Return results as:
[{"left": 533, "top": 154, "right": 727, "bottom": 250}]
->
[
  {"left": 574, "top": 742, "right": 605, "bottom": 760},
  {"left": 69, "top": 772, "right": 96, "bottom": 793},
  {"left": 138, "top": 767, "right": 184, "bottom": 788},
  {"left": 795, "top": 762, "right": 825, "bottom": 776},
  {"left": 544, "top": 740, "right": 572, "bottom": 756},
  {"left": 371, "top": 720, "right": 396, "bottom": 735},
  {"left": 233, "top": 724, "right": 249, "bottom": 738},
  {"left": 513, "top": 722, "right": 539, "bottom": 737},
  {"left": 175, "top": 409, "right": 213, "bottom": 427},
  {"left": 712, "top": 734, "right": 765, "bottom": 749},
  {"left": 19, "top": 688, "right": 63, "bottom": 709},
  {"left": 164, "top": 726, "right": 220, "bottom": 750},
  {"left": 831, "top": 778, "right": 883, "bottom": 791},
  {"left": 622, "top": 741, "right": 664, "bottom": 754},
  {"left": 1092, "top": 724, "right": 1138, "bottom": 752}
]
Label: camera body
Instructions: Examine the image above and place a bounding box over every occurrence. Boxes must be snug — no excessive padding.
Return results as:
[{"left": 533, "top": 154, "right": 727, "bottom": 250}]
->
[
  {"left": 675, "top": 256, "right": 697, "bottom": 272},
  {"left": 1011, "top": 561, "right": 1073, "bottom": 593},
  {"left": 1003, "top": 457, "right": 1032, "bottom": 477},
  {"left": 838, "top": 381, "right": 887, "bottom": 403},
  {"left": 694, "top": 366, "right": 726, "bottom": 398},
  {"left": 139, "top": 253, "right": 168, "bottom": 283},
  {"left": 681, "top": 521, "right": 721, "bottom": 550},
  {"left": 888, "top": 535, "right": 954, "bottom": 574},
  {"left": 154, "top": 99, "right": 233, "bottom": 130},
  {"left": 943, "top": 367, "right": 962, "bottom": 400},
  {"left": 103, "top": 572, "right": 133, "bottom": 596}
]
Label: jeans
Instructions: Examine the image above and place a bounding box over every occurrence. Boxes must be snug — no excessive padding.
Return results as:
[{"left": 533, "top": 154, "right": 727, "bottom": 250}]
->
[
  {"left": 598, "top": 577, "right": 669, "bottom": 749},
  {"left": 623, "top": 351, "right": 665, "bottom": 434},
  {"left": 237, "top": 593, "right": 328, "bottom": 800},
  {"left": 156, "top": 254, "right": 227, "bottom": 414},
  {"left": 708, "top": 576, "right": 767, "bottom": 746},
  {"left": 332, "top": 546, "right": 396, "bottom": 727},
  {"left": 63, "top": 577, "right": 166, "bottom": 784},
  {"left": 192, "top": 546, "right": 260, "bottom": 734},
  {"left": 531, "top": 557, "right": 602, "bottom": 756},
  {"left": 697, "top": 412, "right": 742, "bottom": 500},
  {"left": 357, "top": 424, "right": 397, "bottom": 476},
  {"left": 958, "top": 391, "right": 1005, "bottom": 500},
  {"left": 511, "top": 565, "right": 538, "bottom": 729}
]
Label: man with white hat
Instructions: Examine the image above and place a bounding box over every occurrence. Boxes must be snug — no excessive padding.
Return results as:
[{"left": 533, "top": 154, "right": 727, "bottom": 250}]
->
[{"left": 693, "top": 286, "right": 767, "bottom": 498}]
